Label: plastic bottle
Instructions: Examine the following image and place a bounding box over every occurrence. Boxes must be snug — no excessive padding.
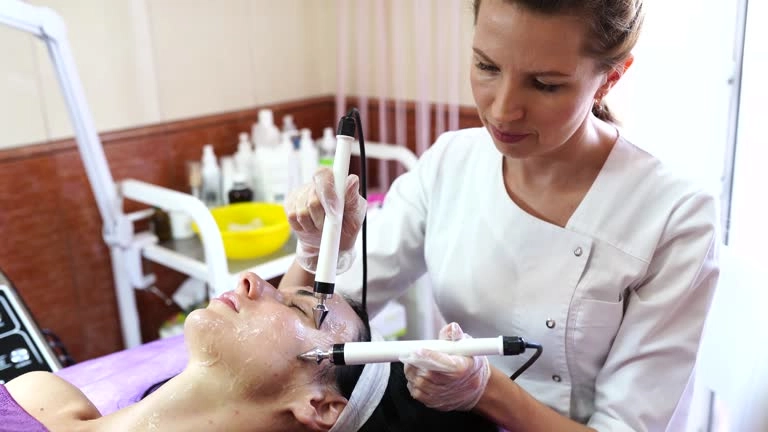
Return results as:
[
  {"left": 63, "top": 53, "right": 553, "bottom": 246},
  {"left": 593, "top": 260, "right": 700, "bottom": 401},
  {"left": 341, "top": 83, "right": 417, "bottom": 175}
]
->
[
  {"left": 250, "top": 120, "right": 259, "bottom": 150},
  {"left": 251, "top": 109, "right": 280, "bottom": 200},
  {"left": 228, "top": 172, "right": 254, "bottom": 204},
  {"left": 298, "top": 128, "right": 319, "bottom": 184},
  {"left": 186, "top": 161, "right": 203, "bottom": 200},
  {"left": 249, "top": 148, "right": 265, "bottom": 202},
  {"left": 252, "top": 109, "right": 280, "bottom": 149},
  {"left": 150, "top": 207, "right": 172, "bottom": 242},
  {"left": 201, "top": 144, "right": 221, "bottom": 207},
  {"left": 219, "top": 156, "right": 235, "bottom": 205},
  {"left": 282, "top": 114, "right": 300, "bottom": 149},
  {"left": 285, "top": 131, "right": 302, "bottom": 195},
  {"left": 234, "top": 132, "right": 253, "bottom": 187},
  {"left": 260, "top": 132, "right": 296, "bottom": 204},
  {"left": 318, "top": 127, "right": 336, "bottom": 167}
]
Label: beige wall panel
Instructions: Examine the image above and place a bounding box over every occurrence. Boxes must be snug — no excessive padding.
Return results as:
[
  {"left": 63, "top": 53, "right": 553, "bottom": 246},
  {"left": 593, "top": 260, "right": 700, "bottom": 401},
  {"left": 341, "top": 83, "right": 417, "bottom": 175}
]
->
[
  {"left": 247, "top": 0, "right": 337, "bottom": 106},
  {"left": 148, "top": 0, "right": 256, "bottom": 121},
  {"left": 0, "top": 28, "right": 47, "bottom": 149},
  {"left": 300, "top": 0, "right": 337, "bottom": 99},
  {"left": 32, "top": 0, "right": 162, "bottom": 140}
]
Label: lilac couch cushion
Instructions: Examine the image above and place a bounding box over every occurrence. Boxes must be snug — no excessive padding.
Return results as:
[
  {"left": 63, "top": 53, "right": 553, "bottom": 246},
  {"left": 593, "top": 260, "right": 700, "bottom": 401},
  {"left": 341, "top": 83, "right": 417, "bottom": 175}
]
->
[{"left": 55, "top": 335, "right": 187, "bottom": 415}]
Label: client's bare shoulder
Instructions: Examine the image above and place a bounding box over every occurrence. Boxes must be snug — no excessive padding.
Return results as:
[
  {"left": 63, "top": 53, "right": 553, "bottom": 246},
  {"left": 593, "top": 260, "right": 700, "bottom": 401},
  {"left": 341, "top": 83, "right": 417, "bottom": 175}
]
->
[{"left": 6, "top": 371, "right": 101, "bottom": 424}]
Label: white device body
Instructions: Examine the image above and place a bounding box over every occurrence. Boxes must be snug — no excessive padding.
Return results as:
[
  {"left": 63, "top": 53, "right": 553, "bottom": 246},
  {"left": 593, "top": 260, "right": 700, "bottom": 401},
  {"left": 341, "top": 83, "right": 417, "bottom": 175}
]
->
[
  {"left": 340, "top": 337, "right": 505, "bottom": 365},
  {"left": 314, "top": 134, "right": 355, "bottom": 284}
]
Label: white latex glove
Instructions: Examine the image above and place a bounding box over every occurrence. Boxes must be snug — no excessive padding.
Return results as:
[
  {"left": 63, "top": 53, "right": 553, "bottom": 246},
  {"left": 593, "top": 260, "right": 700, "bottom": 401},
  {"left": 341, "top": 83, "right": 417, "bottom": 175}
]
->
[
  {"left": 400, "top": 322, "right": 491, "bottom": 411},
  {"left": 284, "top": 167, "right": 367, "bottom": 274}
]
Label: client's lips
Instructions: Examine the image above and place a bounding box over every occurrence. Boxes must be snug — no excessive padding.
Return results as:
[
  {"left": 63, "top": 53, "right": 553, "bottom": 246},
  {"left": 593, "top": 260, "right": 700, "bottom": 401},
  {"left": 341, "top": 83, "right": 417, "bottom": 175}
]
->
[
  {"left": 214, "top": 292, "right": 239, "bottom": 312},
  {"left": 490, "top": 124, "right": 530, "bottom": 144}
]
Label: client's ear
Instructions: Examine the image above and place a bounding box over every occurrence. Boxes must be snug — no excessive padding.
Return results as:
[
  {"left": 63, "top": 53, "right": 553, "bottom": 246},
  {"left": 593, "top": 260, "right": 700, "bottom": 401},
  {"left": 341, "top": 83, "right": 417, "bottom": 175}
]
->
[{"left": 290, "top": 388, "right": 347, "bottom": 432}]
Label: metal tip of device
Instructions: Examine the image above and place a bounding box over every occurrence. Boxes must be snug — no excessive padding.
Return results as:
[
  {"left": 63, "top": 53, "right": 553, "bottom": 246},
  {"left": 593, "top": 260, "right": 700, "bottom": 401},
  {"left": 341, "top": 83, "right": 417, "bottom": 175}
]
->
[
  {"left": 297, "top": 347, "right": 329, "bottom": 364},
  {"left": 313, "top": 304, "right": 329, "bottom": 329}
]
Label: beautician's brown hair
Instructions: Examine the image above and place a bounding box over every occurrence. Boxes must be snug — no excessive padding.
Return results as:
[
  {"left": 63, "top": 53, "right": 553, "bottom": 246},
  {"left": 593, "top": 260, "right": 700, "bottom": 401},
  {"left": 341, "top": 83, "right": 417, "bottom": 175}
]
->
[{"left": 472, "top": 0, "right": 645, "bottom": 124}]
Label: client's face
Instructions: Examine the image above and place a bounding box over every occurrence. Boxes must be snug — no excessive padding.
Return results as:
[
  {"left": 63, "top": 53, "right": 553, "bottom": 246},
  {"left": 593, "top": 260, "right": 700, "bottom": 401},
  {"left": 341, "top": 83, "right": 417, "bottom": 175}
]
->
[{"left": 184, "top": 272, "right": 362, "bottom": 398}]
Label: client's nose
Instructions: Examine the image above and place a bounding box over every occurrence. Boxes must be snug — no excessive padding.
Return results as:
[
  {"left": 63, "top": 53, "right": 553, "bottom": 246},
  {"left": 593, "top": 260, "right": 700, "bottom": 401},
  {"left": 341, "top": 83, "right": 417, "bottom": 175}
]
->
[{"left": 237, "top": 272, "right": 268, "bottom": 300}]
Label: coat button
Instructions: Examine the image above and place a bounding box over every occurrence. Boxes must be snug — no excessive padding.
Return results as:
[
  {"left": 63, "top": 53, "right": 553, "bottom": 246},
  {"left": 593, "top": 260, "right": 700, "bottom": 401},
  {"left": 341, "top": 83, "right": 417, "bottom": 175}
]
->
[
  {"left": 573, "top": 247, "right": 583, "bottom": 257},
  {"left": 545, "top": 319, "right": 556, "bottom": 329},
  {"left": 552, "top": 375, "right": 562, "bottom": 383}
]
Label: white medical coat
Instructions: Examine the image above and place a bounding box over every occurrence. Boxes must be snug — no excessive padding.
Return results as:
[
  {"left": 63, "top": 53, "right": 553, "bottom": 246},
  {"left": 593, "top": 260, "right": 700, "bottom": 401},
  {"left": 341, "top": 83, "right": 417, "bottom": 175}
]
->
[{"left": 336, "top": 127, "right": 720, "bottom": 431}]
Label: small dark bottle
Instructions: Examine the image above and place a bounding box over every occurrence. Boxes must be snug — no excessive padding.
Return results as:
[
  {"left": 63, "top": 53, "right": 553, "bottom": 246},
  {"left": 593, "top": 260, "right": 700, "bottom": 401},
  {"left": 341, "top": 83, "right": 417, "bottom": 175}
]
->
[
  {"left": 228, "top": 174, "right": 254, "bottom": 204},
  {"left": 150, "top": 207, "right": 172, "bottom": 242}
]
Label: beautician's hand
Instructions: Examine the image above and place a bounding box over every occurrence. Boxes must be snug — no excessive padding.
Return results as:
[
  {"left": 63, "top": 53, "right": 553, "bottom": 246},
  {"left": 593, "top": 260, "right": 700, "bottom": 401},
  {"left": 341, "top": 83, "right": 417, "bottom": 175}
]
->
[
  {"left": 400, "top": 322, "right": 491, "bottom": 412},
  {"left": 285, "top": 167, "right": 367, "bottom": 274}
]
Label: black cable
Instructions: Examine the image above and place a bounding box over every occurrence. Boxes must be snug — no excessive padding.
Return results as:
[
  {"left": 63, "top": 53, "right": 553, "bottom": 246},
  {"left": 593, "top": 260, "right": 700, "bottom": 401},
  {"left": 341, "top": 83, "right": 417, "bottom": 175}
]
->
[
  {"left": 510, "top": 342, "right": 543, "bottom": 381},
  {"left": 346, "top": 108, "right": 368, "bottom": 313},
  {"left": 41, "top": 329, "right": 76, "bottom": 367}
]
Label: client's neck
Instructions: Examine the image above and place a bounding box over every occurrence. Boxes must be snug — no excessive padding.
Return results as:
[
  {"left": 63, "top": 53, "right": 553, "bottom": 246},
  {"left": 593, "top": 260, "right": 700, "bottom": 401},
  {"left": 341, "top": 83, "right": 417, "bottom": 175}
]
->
[{"left": 92, "top": 365, "right": 298, "bottom": 431}]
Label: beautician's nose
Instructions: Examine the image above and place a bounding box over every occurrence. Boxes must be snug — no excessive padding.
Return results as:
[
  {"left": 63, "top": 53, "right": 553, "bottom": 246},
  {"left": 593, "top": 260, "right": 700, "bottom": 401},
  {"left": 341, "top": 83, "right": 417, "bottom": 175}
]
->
[
  {"left": 491, "top": 78, "right": 525, "bottom": 122},
  {"left": 236, "top": 272, "right": 268, "bottom": 300}
]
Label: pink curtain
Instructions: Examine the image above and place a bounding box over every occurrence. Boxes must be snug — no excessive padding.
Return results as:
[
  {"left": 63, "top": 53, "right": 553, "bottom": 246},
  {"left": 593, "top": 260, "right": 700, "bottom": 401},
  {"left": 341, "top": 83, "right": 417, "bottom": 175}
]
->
[{"left": 336, "top": 0, "right": 463, "bottom": 191}]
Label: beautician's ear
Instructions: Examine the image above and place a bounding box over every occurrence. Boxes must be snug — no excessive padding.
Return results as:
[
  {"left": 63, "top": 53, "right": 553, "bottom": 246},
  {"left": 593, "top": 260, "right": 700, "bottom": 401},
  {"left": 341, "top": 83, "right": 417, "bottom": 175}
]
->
[
  {"left": 290, "top": 389, "right": 347, "bottom": 431},
  {"left": 596, "top": 53, "right": 634, "bottom": 98}
]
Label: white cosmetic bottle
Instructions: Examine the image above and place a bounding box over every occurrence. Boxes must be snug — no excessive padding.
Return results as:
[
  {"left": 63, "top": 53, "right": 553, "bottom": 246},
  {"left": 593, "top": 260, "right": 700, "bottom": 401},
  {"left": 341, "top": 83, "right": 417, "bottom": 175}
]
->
[
  {"left": 298, "top": 128, "right": 319, "bottom": 184},
  {"left": 234, "top": 132, "right": 253, "bottom": 188},
  {"left": 318, "top": 127, "right": 336, "bottom": 167},
  {"left": 260, "top": 132, "right": 296, "bottom": 204},
  {"left": 282, "top": 114, "right": 300, "bottom": 148},
  {"left": 251, "top": 109, "right": 280, "bottom": 201},
  {"left": 219, "top": 156, "right": 235, "bottom": 205},
  {"left": 200, "top": 144, "right": 221, "bottom": 207}
]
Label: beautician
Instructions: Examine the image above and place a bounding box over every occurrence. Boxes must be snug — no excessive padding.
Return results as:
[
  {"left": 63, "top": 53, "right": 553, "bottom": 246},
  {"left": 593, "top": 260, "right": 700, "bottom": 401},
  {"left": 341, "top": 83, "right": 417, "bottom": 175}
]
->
[{"left": 281, "top": 0, "right": 719, "bottom": 430}]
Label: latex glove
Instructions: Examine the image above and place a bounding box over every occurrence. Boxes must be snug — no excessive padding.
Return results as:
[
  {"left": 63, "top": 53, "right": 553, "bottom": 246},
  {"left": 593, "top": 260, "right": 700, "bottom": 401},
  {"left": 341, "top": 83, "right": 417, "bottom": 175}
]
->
[
  {"left": 284, "top": 167, "right": 367, "bottom": 274},
  {"left": 400, "top": 322, "right": 491, "bottom": 412}
]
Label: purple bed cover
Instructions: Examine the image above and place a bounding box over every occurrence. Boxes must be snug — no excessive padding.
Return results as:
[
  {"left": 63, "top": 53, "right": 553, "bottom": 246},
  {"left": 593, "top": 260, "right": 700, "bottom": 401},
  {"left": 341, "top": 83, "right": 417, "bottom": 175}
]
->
[{"left": 54, "top": 335, "right": 187, "bottom": 415}]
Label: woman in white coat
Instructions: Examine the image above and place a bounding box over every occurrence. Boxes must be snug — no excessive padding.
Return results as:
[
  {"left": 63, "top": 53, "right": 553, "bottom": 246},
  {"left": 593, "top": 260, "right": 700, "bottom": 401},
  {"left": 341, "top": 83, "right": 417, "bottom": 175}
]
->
[{"left": 282, "top": 0, "right": 719, "bottom": 430}]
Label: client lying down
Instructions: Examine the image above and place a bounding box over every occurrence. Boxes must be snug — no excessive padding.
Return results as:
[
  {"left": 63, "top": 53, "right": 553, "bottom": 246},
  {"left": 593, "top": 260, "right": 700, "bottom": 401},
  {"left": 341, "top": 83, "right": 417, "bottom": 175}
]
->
[{"left": 3, "top": 272, "right": 497, "bottom": 431}]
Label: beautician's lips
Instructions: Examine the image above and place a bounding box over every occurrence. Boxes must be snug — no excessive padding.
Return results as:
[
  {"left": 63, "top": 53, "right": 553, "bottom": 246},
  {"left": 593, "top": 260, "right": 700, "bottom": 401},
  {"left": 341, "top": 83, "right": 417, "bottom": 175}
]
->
[
  {"left": 490, "top": 124, "right": 530, "bottom": 144},
  {"left": 214, "top": 292, "right": 239, "bottom": 312}
]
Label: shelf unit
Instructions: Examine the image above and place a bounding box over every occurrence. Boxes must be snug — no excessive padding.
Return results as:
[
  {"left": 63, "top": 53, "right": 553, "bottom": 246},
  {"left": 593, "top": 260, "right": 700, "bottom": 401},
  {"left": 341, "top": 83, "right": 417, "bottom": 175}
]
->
[{"left": 120, "top": 143, "right": 417, "bottom": 348}]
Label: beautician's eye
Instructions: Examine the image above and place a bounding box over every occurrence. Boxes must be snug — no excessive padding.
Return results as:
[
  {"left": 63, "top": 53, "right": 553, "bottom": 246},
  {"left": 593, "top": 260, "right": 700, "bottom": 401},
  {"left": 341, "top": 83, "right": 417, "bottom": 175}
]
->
[
  {"left": 533, "top": 80, "right": 561, "bottom": 93},
  {"left": 475, "top": 61, "right": 498, "bottom": 72}
]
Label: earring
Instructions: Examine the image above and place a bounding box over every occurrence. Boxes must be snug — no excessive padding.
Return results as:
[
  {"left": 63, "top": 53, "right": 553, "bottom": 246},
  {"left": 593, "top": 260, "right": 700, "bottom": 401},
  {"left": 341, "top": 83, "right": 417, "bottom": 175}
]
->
[{"left": 593, "top": 98, "right": 603, "bottom": 114}]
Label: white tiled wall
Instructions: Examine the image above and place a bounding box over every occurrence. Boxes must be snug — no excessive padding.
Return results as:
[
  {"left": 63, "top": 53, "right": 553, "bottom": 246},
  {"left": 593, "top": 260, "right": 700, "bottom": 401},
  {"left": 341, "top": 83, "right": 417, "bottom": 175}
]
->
[{"left": 0, "top": 0, "right": 339, "bottom": 150}]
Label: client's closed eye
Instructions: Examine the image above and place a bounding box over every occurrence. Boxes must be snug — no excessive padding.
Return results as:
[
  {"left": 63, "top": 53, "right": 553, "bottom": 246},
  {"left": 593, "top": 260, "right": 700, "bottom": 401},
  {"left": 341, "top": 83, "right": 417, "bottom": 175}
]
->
[
  {"left": 290, "top": 289, "right": 316, "bottom": 319},
  {"left": 290, "top": 303, "right": 309, "bottom": 317}
]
